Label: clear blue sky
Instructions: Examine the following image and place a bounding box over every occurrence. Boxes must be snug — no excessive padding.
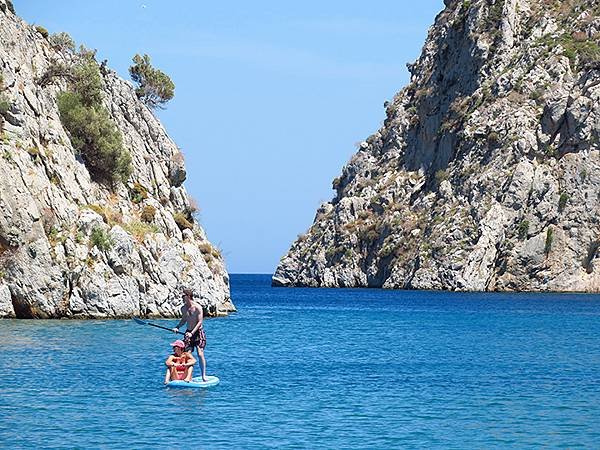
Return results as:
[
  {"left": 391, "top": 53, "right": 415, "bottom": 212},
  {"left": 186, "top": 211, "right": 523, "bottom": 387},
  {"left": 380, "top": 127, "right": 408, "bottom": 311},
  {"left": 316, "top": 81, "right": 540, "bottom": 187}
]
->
[{"left": 15, "top": 0, "right": 444, "bottom": 273}]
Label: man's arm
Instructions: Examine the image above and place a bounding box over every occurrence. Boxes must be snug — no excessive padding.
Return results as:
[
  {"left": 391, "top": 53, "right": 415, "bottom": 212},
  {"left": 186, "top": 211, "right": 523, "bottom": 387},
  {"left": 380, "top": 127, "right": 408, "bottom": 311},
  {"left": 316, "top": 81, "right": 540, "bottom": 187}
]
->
[{"left": 172, "top": 307, "right": 187, "bottom": 332}]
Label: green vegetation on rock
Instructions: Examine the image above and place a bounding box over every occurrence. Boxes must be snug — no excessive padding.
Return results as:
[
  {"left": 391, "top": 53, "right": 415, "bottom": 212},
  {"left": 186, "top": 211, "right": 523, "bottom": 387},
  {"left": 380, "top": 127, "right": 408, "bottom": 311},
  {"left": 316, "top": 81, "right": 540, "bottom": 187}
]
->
[
  {"left": 34, "top": 25, "right": 48, "bottom": 39},
  {"left": 517, "top": 220, "right": 529, "bottom": 240},
  {"left": 0, "top": 95, "right": 10, "bottom": 116},
  {"left": 140, "top": 205, "right": 156, "bottom": 223},
  {"left": 90, "top": 226, "right": 113, "bottom": 252},
  {"left": 129, "top": 54, "right": 175, "bottom": 109},
  {"left": 57, "top": 53, "right": 132, "bottom": 185},
  {"left": 544, "top": 227, "right": 554, "bottom": 255},
  {"left": 173, "top": 212, "right": 193, "bottom": 231},
  {"left": 558, "top": 192, "right": 569, "bottom": 212},
  {"left": 131, "top": 182, "right": 149, "bottom": 204},
  {"left": 48, "top": 32, "right": 75, "bottom": 52}
]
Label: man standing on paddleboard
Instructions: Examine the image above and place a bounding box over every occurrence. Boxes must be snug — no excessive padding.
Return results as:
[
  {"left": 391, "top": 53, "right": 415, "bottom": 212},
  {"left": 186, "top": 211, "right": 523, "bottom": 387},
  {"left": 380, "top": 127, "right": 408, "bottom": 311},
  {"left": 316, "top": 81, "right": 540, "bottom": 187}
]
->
[{"left": 172, "top": 287, "right": 208, "bottom": 382}]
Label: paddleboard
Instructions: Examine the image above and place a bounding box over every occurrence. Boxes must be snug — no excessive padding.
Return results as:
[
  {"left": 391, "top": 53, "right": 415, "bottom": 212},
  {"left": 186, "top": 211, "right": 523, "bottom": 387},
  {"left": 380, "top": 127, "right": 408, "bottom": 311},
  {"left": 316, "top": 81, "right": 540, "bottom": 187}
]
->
[{"left": 166, "top": 375, "right": 220, "bottom": 388}]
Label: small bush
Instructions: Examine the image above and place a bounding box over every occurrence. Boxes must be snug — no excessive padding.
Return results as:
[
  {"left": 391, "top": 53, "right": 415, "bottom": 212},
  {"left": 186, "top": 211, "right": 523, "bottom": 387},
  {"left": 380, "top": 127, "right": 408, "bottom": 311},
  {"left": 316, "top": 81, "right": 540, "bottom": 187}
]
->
[
  {"left": 49, "top": 32, "right": 75, "bottom": 52},
  {"left": 529, "top": 87, "right": 545, "bottom": 102},
  {"left": 90, "top": 226, "right": 113, "bottom": 252},
  {"left": 198, "top": 242, "right": 212, "bottom": 254},
  {"left": 129, "top": 54, "right": 175, "bottom": 108},
  {"left": 544, "top": 227, "right": 554, "bottom": 255},
  {"left": 27, "top": 146, "right": 40, "bottom": 159},
  {"left": 141, "top": 205, "right": 156, "bottom": 223},
  {"left": 487, "top": 131, "right": 500, "bottom": 145},
  {"left": 123, "top": 221, "right": 158, "bottom": 242},
  {"left": 35, "top": 25, "right": 49, "bottom": 39},
  {"left": 131, "top": 182, "right": 149, "bottom": 204},
  {"left": 558, "top": 192, "right": 569, "bottom": 212},
  {"left": 517, "top": 220, "right": 529, "bottom": 240},
  {"left": 0, "top": 95, "right": 10, "bottom": 116},
  {"left": 198, "top": 242, "right": 220, "bottom": 258},
  {"left": 187, "top": 194, "right": 200, "bottom": 219},
  {"left": 173, "top": 212, "right": 193, "bottom": 231},
  {"left": 434, "top": 169, "right": 449, "bottom": 184},
  {"left": 84, "top": 204, "right": 122, "bottom": 226}
]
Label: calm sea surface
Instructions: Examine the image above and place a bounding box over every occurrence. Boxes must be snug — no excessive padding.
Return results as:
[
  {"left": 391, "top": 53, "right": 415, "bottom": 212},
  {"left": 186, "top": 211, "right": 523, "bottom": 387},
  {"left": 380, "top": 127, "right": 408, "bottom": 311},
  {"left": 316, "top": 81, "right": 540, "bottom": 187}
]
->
[{"left": 1, "top": 274, "right": 600, "bottom": 448}]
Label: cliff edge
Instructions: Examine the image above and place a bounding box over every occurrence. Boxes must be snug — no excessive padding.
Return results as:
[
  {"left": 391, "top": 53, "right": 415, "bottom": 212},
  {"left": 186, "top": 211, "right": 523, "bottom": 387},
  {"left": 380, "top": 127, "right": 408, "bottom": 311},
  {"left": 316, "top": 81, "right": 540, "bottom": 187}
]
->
[
  {"left": 0, "top": 1, "right": 235, "bottom": 317},
  {"left": 274, "top": 0, "right": 600, "bottom": 291}
]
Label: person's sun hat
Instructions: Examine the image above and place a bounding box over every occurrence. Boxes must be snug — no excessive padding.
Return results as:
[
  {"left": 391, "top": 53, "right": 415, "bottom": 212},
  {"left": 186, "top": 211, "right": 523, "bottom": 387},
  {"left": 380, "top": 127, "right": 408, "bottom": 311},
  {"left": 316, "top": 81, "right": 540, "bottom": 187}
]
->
[{"left": 171, "top": 339, "right": 185, "bottom": 348}]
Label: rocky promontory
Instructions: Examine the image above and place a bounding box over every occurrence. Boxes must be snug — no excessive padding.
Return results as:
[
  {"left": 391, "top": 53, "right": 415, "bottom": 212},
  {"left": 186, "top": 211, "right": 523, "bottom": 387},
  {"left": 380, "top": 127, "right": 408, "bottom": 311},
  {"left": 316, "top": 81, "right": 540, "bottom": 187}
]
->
[
  {"left": 0, "top": 0, "right": 235, "bottom": 317},
  {"left": 274, "top": 0, "right": 600, "bottom": 291}
]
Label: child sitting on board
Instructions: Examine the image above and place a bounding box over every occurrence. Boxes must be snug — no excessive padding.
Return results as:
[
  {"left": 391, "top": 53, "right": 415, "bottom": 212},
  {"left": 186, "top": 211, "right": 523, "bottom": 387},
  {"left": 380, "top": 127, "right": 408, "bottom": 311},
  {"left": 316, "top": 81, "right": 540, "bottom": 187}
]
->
[{"left": 164, "top": 339, "right": 196, "bottom": 384}]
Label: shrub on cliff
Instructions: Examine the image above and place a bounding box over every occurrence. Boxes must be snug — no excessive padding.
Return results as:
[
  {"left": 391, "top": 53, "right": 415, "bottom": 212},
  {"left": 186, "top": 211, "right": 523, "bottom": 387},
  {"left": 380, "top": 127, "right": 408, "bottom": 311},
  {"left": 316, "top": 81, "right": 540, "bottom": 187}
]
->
[
  {"left": 71, "top": 56, "right": 104, "bottom": 106},
  {"left": 173, "top": 212, "right": 193, "bottom": 231},
  {"left": 130, "top": 182, "right": 149, "bottom": 204},
  {"left": 0, "top": 95, "right": 10, "bottom": 116},
  {"left": 49, "top": 32, "right": 75, "bottom": 53},
  {"left": 544, "top": 227, "right": 554, "bottom": 255},
  {"left": 90, "top": 226, "right": 113, "bottom": 252},
  {"left": 558, "top": 192, "right": 569, "bottom": 212},
  {"left": 517, "top": 220, "right": 529, "bottom": 240},
  {"left": 34, "top": 25, "right": 49, "bottom": 39},
  {"left": 129, "top": 54, "right": 175, "bottom": 109},
  {"left": 57, "top": 55, "right": 132, "bottom": 184},
  {"left": 141, "top": 205, "right": 156, "bottom": 223}
]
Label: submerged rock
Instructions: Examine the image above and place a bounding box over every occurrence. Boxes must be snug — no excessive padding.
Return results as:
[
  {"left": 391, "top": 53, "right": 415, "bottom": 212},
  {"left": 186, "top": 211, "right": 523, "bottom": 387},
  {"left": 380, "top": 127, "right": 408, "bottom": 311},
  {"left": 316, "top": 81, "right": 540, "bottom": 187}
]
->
[{"left": 274, "top": 0, "right": 600, "bottom": 292}]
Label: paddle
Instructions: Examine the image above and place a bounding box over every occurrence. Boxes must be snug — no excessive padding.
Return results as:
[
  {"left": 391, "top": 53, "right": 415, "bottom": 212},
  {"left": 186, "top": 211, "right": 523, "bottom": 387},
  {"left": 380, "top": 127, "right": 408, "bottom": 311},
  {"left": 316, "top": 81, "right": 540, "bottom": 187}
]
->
[{"left": 133, "top": 317, "right": 184, "bottom": 335}]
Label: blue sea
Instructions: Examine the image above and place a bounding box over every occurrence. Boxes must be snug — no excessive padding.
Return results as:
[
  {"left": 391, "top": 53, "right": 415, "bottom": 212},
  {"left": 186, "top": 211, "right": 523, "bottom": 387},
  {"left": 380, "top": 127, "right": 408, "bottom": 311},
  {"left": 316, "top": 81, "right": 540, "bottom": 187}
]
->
[{"left": 1, "top": 274, "right": 600, "bottom": 448}]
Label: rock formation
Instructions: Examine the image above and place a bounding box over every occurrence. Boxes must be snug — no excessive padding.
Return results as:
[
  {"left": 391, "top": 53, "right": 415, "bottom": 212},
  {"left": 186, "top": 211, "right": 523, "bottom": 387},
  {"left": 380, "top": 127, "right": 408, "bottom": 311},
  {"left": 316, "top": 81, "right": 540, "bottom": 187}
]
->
[
  {"left": 0, "top": 0, "right": 235, "bottom": 317},
  {"left": 274, "top": 0, "right": 600, "bottom": 291}
]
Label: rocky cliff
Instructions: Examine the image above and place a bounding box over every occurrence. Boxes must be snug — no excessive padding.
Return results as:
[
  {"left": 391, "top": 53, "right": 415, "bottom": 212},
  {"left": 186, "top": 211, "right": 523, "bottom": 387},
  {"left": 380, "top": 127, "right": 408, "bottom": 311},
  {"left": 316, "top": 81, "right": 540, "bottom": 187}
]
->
[
  {"left": 0, "top": 1, "right": 235, "bottom": 317},
  {"left": 274, "top": 0, "right": 600, "bottom": 291}
]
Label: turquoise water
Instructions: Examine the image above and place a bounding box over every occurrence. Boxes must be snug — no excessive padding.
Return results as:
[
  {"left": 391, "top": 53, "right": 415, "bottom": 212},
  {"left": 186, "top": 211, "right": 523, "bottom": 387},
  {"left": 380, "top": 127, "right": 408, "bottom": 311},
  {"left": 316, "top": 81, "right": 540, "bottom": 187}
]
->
[{"left": 1, "top": 274, "right": 600, "bottom": 448}]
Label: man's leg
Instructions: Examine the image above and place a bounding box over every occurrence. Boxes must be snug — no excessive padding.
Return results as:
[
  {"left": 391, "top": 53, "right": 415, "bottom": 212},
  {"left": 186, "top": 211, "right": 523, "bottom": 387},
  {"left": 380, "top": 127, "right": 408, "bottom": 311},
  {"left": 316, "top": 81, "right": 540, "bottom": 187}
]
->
[{"left": 196, "top": 346, "right": 207, "bottom": 381}]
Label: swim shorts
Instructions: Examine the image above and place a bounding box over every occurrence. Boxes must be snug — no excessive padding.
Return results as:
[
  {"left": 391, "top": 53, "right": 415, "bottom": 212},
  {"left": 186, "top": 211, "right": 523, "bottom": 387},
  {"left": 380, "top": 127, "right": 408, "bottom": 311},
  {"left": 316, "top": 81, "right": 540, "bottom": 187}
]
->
[{"left": 184, "top": 328, "right": 206, "bottom": 351}]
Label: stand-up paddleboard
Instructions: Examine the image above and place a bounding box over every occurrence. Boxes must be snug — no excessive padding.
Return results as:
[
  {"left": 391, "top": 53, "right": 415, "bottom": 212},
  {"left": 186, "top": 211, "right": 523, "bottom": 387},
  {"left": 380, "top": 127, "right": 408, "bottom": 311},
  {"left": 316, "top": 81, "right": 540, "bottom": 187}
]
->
[{"left": 166, "top": 375, "right": 220, "bottom": 388}]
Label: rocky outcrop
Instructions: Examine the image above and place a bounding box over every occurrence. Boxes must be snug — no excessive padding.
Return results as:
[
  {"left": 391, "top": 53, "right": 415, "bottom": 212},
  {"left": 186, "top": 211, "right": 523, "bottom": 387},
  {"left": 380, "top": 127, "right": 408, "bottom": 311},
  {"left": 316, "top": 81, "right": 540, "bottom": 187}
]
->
[
  {"left": 0, "top": 1, "right": 235, "bottom": 317},
  {"left": 274, "top": 0, "right": 600, "bottom": 291}
]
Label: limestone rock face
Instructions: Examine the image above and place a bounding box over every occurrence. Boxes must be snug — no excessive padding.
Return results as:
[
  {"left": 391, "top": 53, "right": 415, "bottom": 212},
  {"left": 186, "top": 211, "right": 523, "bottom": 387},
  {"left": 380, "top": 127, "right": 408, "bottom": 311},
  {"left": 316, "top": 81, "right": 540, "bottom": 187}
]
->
[
  {"left": 274, "top": 0, "right": 600, "bottom": 292},
  {"left": 0, "top": 1, "right": 235, "bottom": 317}
]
